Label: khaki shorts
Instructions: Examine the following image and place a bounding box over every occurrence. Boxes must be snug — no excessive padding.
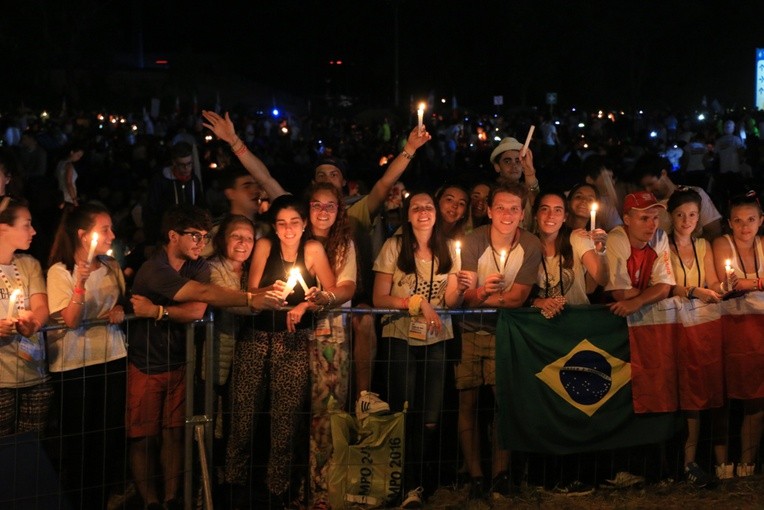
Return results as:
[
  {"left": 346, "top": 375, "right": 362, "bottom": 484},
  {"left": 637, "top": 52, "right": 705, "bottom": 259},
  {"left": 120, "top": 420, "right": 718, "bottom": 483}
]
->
[{"left": 454, "top": 331, "right": 496, "bottom": 389}]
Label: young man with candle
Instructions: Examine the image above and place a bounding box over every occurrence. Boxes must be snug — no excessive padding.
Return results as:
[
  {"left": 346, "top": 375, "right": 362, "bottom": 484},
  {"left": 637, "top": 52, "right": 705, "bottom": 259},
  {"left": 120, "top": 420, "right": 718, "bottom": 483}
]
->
[
  {"left": 201, "top": 110, "right": 431, "bottom": 418},
  {"left": 457, "top": 182, "right": 542, "bottom": 500},
  {"left": 126, "top": 205, "right": 282, "bottom": 510},
  {"left": 632, "top": 153, "right": 722, "bottom": 241},
  {"left": 605, "top": 192, "right": 675, "bottom": 317}
]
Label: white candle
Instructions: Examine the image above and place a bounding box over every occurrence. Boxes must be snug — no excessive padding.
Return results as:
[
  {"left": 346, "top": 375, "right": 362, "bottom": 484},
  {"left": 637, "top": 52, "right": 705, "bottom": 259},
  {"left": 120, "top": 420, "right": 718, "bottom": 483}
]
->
[
  {"left": 590, "top": 202, "right": 598, "bottom": 231},
  {"left": 520, "top": 125, "right": 535, "bottom": 157},
  {"left": 86, "top": 232, "right": 99, "bottom": 264},
  {"left": 725, "top": 259, "right": 733, "bottom": 290},
  {"left": 417, "top": 103, "right": 425, "bottom": 132},
  {"left": 291, "top": 268, "right": 310, "bottom": 293},
  {"left": 6, "top": 289, "right": 20, "bottom": 319},
  {"left": 499, "top": 250, "right": 507, "bottom": 269},
  {"left": 281, "top": 274, "right": 298, "bottom": 300},
  {"left": 455, "top": 241, "right": 462, "bottom": 265}
]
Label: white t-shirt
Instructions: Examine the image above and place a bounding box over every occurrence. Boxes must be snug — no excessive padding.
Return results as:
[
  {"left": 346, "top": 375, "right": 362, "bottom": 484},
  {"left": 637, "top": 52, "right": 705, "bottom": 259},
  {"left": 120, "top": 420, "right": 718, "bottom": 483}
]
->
[
  {"left": 535, "top": 229, "right": 595, "bottom": 305},
  {"left": 373, "top": 237, "right": 459, "bottom": 346},
  {"left": 605, "top": 226, "right": 675, "bottom": 292},
  {"left": 46, "top": 260, "right": 127, "bottom": 372},
  {"left": 318, "top": 241, "right": 357, "bottom": 343}
]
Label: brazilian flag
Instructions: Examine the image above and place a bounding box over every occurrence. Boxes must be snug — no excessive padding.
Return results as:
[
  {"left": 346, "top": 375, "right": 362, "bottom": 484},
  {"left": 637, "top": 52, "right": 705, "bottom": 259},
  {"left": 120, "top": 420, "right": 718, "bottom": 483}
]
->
[{"left": 496, "top": 305, "right": 679, "bottom": 455}]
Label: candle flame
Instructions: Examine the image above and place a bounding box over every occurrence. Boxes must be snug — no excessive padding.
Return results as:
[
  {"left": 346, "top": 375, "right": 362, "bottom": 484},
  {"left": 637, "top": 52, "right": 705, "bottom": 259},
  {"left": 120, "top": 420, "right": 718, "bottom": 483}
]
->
[
  {"left": 590, "top": 202, "right": 598, "bottom": 212},
  {"left": 417, "top": 102, "right": 425, "bottom": 112},
  {"left": 9, "top": 289, "right": 20, "bottom": 299},
  {"left": 455, "top": 241, "right": 461, "bottom": 251},
  {"left": 91, "top": 232, "right": 99, "bottom": 244}
]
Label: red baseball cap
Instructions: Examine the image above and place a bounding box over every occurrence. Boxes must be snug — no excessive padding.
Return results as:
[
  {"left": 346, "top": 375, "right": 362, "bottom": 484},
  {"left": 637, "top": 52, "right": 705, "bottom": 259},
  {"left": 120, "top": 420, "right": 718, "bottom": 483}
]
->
[{"left": 622, "top": 192, "right": 666, "bottom": 215}]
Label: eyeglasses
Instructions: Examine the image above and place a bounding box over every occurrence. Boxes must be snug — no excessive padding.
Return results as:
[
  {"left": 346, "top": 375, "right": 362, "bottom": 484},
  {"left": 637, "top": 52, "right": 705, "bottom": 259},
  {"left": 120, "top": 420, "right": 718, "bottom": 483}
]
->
[
  {"left": 310, "top": 201, "right": 338, "bottom": 213},
  {"left": 178, "top": 231, "right": 212, "bottom": 244}
]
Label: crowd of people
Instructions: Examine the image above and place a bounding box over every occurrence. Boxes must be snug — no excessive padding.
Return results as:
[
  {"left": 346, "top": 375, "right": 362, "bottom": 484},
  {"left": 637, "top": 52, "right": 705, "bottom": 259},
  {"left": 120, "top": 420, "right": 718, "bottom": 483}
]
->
[{"left": 0, "top": 103, "right": 763, "bottom": 510}]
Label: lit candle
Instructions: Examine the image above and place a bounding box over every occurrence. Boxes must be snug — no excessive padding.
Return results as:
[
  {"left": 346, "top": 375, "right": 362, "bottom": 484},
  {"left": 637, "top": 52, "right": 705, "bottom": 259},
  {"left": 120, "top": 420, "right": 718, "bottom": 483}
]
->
[
  {"left": 590, "top": 202, "right": 598, "bottom": 231},
  {"left": 290, "top": 267, "right": 310, "bottom": 294},
  {"left": 725, "top": 259, "right": 733, "bottom": 290},
  {"left": 499, "top": 250, "right": 507, "bottom": 269},
  {"left": 520, "top": 125, "right": 535, "bottom": 157},
  {"left": 86, "top": 232, "right": 99, "bottom": 264},
  {"left": 455, "top": 241, "right": 462, "bottom": 265},
  {"left": 417, "top": 103, "right": 425, "bottom": 132},
  {"left": 6, "top": 289, "right": 20, "bottom": 319},
  {"left": 106, "top": 249, "right": 113, "bottom": 257},
  {"left": 281, "top": 273, "right": 298, "bottom": 300}
]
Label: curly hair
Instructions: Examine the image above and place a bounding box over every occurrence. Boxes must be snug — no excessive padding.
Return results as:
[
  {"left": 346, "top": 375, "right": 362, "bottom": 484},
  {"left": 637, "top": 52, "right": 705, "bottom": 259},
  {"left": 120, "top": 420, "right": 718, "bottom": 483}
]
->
[{"left": 306, "top": 182, "right": 352, "bottom": 270}]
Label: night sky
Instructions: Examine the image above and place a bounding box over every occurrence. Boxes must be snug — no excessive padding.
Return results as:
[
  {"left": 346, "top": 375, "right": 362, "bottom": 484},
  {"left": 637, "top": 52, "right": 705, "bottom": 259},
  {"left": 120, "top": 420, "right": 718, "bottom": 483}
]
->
[{"left": 3, "top": 0, "right": 764, "bottom": 112}]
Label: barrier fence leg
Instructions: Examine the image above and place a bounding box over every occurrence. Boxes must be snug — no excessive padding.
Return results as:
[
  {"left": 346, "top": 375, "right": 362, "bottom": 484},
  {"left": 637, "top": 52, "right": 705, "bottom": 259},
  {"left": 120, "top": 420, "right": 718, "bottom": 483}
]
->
[{"left": 194, "top": 422, "right": 214, "bottom": 509}]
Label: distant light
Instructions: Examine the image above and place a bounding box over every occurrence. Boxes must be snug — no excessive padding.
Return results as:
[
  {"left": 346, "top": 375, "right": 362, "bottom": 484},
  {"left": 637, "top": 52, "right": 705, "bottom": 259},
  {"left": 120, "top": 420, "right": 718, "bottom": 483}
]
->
[
  {"left": 403, "top": 192, "right": 410, "bottom": 199},
  {"left": 317, "top": 139, "right": 322, "bottom": 144},
  {"left": 155, "top": 59, "right": 168, "bottom": 65},
  {"left": 41, "top": 111, "right": 49, "bottom": 119},
  {"left": 131, "top": 124, "right": 138, "bottom": 132},
  {"left": 638, "top": 110, "right": 644, "bottom": 115},
  {"left": 554, "top": 121, "right": 560, "bottom": 125},
  {"left": 441, "top": 98, "right": 446, "bottom": 103},
  {"left": 209, "top": 162, "right": 218, "bottom": 169},
  {"left": 494, "top": 136, "right": 502, "bottom": 142},
  {"left": 649, "top": 131, "right": 658, "bottom": 138},
  {"left": 597, "top": 110, "right": 603, "bottom": 118},
  {"left": 329, "top": 60, "right": 334, "bottom": 65},
  {"left": 578, "top": 122, "right": 585, "bottom": 128},
  {"left": 583, "top": 143, "right": 589, "bottom": 149},
  {"left": 697, "top": 113, "right": 705, "bottom": 121},
  {"left": 272, "top": 108, "right": 279, "bottom": 117},
  {"left": 280, "top": 126, "right": 288, "bottom": 134},
  {"left": 97, "top": 114, "right": 104, "bottom": 121},
  {"left": 119, "top": 117, "right": 126, "bottom": 124},
  {"left": 571, "top": 107, "right": 576, "bottom": 112},
  {"left": 379, "top": 156, "right": 389, "bottom": 166},
  {"left": 336, "top": 60, "right": 343, "bottom": 65},
  {"left": 204, "top": 135, "right": 213, "bottom": 142}
]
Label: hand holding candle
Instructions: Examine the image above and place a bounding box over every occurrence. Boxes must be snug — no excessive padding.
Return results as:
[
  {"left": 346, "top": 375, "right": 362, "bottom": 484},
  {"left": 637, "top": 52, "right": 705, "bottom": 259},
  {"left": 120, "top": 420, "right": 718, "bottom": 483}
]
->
[
  {"left": 417, "top": 103, "right": 425, "bottom": 133},
  {"left": 6, "top": 289, "right": 20, "bottom": 320},
  {"left": 590, "top": 202, "right": 598, "bottom": 231},
  {"left": 292, "top": 268, "right": 310, "bottom": 294},
  {"left": 455, "top": 241, "right": 462, "bottom": 265},
  {"left": 499, "top": 249, "right": 507, "bottom": 269},
  {"left": 86, "top": 232, "right": 99, "bottom": 264}
]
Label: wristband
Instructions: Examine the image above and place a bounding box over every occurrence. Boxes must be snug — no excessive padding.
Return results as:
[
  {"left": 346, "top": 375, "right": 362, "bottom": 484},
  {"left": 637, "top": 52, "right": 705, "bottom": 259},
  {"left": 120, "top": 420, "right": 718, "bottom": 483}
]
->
[
  {"left": 155, "top": 305, "right": 164, "bottom": 321},
  {"left": 73, "top": 287, "right": 85, "bottom": 295},
  {"left": 401, "top": 149, "right": 414, "bottom": 160},
  {"left": 408, "top": 294, "right": 423, "bottom": 316}
]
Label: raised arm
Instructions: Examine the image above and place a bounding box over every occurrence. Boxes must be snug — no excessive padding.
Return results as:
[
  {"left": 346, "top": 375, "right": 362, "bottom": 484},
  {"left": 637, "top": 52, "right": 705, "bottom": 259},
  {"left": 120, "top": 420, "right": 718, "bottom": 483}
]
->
[
  {"left": 202, "top": 110, "right": 288, "bottom": 200},
  {"left": 365, "top": 126, "right": 432, "bottom": 217}
]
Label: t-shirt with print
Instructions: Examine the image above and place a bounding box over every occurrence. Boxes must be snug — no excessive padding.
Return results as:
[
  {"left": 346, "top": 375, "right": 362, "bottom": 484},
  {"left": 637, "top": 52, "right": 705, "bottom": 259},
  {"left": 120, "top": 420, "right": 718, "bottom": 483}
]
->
[
  {"left": 535, "top": 229, "right": 595, "bottom": 305},
  {"left": 128, "top": 249, "right": 210, "bottom": 373},
  {"left": 461, "top": 225, "right": 542, "bottom": 333},
  {"left": 0, "top": 254, "right": 48, "bottom": 388},
  {"left": 373, "top": 237, "right": 460, "bottom": 346},
  {"left": 605, "top": 226, "right": 675, "bottom": 292}
]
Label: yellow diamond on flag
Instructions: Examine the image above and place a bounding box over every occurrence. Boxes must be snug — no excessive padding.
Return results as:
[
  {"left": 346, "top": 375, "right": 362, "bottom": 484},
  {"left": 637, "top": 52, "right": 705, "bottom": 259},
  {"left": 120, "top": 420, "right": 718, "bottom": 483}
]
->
[{"left": 536, "top": 339, "right": 631, "bottom": 417}]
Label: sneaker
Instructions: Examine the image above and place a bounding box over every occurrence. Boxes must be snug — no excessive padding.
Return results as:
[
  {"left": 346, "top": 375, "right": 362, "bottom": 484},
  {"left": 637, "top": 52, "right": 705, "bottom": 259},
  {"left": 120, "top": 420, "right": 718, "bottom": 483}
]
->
[
  {"left": 468, "top": 477, "right": 487, "bottom": 500},
  {"left": 490, "top": 471, "right": 511, "bottom": 499},
  {"left": 603, "top": 471, "right": 645, "bottom": 489},
  {"left": 684, "top": 462, "right": 713, "bottom": 488},
  {"left": 400, "top": 486, "right": 424, "bottom": 509},
  {"left": 355, "top": 390, "right": 390, "bottom": 420},
  {"left": 736, "top": 463, "right": 756, "bottom": 477},
  {"left": 552, "top": 480, "right": 595, "bottom": 496},
  {"left": 715, "top": 463, "right": 735, "bottom": 480}
]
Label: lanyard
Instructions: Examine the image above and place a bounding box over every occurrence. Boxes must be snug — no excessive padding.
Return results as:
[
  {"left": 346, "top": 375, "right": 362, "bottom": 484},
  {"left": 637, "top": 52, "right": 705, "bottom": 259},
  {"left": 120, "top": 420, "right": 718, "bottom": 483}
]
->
[
  {"left": 540, "top": 254, "right": 564, "bottom": 297},
  {"left": 670, "top": 235, "right": 701, "bottom": 287},
  {"left": 733, "top": 237, "right": 760, "bottom": 278},
  {"left": 0, "top": 260, "right": 24, "bottom": 316},
  {"left": 490, "top": 228, "right": 520, "bottom": 274},
  {"left": 413, "top": 257, "right": 436, "bottom": 302}
]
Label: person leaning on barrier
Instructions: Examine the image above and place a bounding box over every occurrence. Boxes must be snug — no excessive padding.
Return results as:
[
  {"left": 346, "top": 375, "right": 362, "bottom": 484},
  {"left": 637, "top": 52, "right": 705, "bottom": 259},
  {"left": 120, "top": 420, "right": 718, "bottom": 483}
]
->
[
  {"left": 126, "top": 204, "right": 283, "bottom": 510},
  {"left": 0, "top": 196, "right": 51, "bottom": 437},
  {"left": 604, "top": 191, "right": 675, "bottom": 317},
  {"left": 457, "top": 182, "right": 543, "bottom": 501}
]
